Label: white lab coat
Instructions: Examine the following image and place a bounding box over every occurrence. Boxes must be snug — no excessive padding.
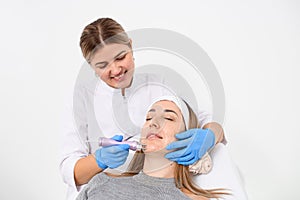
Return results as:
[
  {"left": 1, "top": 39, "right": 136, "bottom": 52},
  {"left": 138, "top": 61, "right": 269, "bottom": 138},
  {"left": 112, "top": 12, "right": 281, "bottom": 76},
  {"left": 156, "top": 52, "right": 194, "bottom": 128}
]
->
[{"left": 59, "top": 71, "right": 212, "bottom": 200}]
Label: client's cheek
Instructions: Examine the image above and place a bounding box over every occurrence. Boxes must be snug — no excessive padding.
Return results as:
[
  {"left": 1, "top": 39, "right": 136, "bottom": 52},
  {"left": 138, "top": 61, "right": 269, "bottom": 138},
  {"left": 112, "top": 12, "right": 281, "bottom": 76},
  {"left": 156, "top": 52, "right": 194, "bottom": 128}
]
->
[
  {"left": 165, "top": 134, "right": 177, "bottom": 145},
  {"left": 140, "top": 127, "right": 148, "bottom": 139}
]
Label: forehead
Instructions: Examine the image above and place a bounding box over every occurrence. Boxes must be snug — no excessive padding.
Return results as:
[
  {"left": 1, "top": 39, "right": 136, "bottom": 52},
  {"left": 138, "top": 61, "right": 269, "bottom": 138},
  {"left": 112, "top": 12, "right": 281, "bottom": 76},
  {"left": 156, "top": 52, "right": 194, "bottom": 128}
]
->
[
  {"left": 90, "top": 43, "right": 131, "bottom": 63},
  {"left": 150, "top": 100, "right": 181, "bottom": 114}
]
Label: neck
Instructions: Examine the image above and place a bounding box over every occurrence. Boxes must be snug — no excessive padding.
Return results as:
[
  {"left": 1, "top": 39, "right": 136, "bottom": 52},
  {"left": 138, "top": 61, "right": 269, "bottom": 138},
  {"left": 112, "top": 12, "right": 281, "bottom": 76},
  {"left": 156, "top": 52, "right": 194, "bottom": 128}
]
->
[{"left": 143, "top": 150, "right": 175, "bottom": 178}]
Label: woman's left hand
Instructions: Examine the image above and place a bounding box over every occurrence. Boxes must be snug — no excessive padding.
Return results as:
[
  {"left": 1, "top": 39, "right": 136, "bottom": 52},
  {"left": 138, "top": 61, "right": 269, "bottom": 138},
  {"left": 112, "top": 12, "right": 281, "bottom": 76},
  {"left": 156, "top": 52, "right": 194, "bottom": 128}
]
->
[{"left": 165, "top": 128, "right": 215, "bottom": 165}]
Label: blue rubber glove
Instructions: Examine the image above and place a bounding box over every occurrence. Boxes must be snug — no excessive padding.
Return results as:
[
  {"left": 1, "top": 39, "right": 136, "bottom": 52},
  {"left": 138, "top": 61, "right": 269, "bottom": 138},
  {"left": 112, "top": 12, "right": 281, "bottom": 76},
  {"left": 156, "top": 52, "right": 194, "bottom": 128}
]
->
[
  {"left": 165, "top": 128, "right": 215, "bottom": 165},
  {"left": 94, "top": 135, "right": 130, "bottom": 169}
]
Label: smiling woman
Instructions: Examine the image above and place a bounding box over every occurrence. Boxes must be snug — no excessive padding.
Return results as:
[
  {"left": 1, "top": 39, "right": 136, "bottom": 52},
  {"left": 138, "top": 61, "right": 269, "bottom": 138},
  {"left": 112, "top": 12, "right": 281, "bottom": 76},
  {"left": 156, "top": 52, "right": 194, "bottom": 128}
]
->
[
  {"left": 89, "top": 43, "right": 135, "bottom": 89},
  {"left": 80, "top": 18, "right": 135, "bottom": 90},
  {"left": 76, "top": 96, "right": 229, "bottom": 200}
]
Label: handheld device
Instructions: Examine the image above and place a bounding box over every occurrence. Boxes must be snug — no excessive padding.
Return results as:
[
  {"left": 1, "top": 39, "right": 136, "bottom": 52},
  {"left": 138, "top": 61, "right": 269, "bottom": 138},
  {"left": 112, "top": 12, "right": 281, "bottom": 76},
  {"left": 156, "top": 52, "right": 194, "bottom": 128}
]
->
[{"left": 98, "top": 137, "right": 145, "bottom": 151}]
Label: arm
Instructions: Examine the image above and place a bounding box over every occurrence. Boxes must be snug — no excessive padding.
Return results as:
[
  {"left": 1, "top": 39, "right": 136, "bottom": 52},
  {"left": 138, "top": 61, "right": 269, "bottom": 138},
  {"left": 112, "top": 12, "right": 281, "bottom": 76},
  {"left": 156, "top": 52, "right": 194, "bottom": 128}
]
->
[
  {"left": 59, "top": 86, "right": 92, "bottom": 190},
  {"left": 60, "top": 84, "right": 105, "bottom": 188},
  {"left": 203, "top": 122, "right": 224, "bottom": 145},
  {"left": 62, "top": 84, "right": 130, "bottom": 187},
  {"left": 74, "top": 155, "right": 103, "bottom": 186},
  {"left": 75, "top": 135, "right": 130, "bottom": 185}
]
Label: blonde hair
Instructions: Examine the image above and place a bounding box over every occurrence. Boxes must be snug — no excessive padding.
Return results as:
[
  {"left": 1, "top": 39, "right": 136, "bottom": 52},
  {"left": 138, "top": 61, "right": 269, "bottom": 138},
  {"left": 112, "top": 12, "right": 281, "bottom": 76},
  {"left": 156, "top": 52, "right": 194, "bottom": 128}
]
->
[
  {"left": 123, "top": 100, "right": 229, "bottom": 199},
  {"left": 79, "top": 18, "right": 131, "bottom": 62}
]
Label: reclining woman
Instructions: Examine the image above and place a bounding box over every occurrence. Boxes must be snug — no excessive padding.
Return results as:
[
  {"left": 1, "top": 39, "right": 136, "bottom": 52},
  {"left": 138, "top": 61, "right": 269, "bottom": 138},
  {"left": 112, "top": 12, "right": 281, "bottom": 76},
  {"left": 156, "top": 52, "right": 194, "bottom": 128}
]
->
[{"left": 76, "top": 96, "right": 229, "bottom": 200}]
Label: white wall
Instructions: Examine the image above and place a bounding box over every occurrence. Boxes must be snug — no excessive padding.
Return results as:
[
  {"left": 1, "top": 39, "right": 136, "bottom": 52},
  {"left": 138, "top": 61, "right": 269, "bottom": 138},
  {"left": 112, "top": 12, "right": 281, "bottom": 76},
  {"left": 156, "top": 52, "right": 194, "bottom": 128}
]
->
[{"left": 0, "top": 0, "right": 299, "bottom": 199}]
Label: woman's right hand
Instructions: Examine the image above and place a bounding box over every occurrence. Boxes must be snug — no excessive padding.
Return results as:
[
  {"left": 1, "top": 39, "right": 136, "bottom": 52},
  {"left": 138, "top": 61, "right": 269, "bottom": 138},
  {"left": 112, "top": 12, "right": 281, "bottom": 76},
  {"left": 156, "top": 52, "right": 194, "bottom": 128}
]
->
[{"left": 94, "top": 135, "right": 130, "bottom": 169}]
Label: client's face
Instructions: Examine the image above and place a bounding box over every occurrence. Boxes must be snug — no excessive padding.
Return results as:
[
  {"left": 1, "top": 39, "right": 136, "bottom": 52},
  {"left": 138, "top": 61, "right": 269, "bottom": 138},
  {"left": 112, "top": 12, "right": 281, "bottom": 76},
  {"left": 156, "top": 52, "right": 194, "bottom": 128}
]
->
[{"left": 141, "top": 100, "right": 185, "bottom": 153}]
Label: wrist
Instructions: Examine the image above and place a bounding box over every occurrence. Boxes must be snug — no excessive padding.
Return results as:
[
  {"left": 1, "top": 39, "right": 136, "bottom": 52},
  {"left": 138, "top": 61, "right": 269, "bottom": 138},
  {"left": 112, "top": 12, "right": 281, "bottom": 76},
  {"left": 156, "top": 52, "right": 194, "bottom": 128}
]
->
[
  {"left": 94, "top": 151, "right": 108, "bottom": 170},
  {"left": 203, "top": 122, "right": 223, "bottom": 145},
  {"left": 201, "top": 128, "right": 215, "bottom": 149}
]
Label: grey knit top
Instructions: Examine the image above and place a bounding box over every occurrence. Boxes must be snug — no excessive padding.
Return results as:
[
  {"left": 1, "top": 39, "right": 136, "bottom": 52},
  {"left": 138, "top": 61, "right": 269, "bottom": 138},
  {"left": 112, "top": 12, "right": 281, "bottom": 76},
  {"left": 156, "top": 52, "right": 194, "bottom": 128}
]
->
[{"left": 76, "top": 172, "right": 192, "bottom": 200}]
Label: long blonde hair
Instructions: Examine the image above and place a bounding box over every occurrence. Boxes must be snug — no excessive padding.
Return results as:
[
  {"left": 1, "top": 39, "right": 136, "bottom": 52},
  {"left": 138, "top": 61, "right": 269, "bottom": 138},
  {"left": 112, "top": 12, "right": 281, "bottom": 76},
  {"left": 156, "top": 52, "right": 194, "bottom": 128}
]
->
[{"left": 123, "top": 100, "right": 229, "bottom": 199}]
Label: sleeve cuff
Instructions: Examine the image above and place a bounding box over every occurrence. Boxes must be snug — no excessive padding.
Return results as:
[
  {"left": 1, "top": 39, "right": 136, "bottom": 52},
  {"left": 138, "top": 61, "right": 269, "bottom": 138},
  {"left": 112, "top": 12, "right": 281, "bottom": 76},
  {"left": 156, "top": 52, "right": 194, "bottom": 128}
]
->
[{"left": 60, "top": 154, "right": 85, "bottom": 192}]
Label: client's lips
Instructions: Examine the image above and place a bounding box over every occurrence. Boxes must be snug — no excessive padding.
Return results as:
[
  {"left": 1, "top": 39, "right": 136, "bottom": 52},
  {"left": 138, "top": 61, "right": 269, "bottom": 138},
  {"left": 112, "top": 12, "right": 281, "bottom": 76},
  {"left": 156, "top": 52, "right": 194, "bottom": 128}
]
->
[{"left": 146, "top": 133, "right": 163, "bottom": 139}]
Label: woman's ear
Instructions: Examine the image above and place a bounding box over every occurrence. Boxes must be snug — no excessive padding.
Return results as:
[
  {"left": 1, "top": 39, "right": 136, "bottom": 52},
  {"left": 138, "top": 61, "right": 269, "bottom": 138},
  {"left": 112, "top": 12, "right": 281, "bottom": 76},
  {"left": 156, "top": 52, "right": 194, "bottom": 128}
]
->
[{"left": 129, "top": 39, "right": 134, "bottom": 60}]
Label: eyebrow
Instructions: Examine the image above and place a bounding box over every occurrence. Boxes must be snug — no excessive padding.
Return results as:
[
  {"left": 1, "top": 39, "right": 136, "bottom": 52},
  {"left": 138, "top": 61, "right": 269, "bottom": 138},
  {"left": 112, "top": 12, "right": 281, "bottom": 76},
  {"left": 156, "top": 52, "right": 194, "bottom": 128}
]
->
[
  {"left": 164, "top": 109, "right": 178, "bottom": 116},
  {"left": 148, "top": 108, "right": 178, "bottom": 116},
  {"left": 95, "top": 50, "right": 127, "bottom": 66}
]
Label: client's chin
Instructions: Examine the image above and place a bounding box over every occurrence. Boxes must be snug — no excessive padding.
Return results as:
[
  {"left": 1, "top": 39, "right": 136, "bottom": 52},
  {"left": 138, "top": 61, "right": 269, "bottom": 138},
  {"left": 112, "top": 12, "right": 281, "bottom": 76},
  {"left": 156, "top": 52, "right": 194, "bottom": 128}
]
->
[{"left": 143, "top": 141, "right": 168, "bottom": 154}]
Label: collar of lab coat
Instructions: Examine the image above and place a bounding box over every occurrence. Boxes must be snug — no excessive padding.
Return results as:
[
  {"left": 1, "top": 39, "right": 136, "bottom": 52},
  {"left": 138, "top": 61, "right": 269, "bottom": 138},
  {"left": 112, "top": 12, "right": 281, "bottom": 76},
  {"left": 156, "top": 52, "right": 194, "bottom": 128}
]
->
[{"left": 96, "top": 75, "right": 135, "bottom": 96}]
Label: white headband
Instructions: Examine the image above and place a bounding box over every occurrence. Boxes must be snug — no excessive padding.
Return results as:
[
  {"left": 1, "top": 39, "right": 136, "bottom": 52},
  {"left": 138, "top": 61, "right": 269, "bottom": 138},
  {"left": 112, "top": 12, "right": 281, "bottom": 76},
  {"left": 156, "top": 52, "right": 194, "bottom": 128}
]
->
[{"left": 147, "top": 95, "right": 189, "bottom": 130}]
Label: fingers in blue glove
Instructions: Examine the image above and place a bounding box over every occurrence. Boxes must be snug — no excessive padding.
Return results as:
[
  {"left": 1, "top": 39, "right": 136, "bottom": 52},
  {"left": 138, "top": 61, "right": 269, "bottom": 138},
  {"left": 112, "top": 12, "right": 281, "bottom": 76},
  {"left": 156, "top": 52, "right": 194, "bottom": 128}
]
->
[
  {"left": 166, "top": 139, "right": 190, "bottom": 150},
  {"left": 174, "top": 129, "right": 197, "bottom": 140},
  {"left": 171, "top": 152, "right": 195, "bottom": 162},
  {"left": 107, "top": 148, "right": 129, "bottom": 169},
  {"left": 166, "top": 129, "right": 202, "bottom": 150},
  {"left": 178, "top": 158, "right": 198, "bottom": 165},
  {"left": 164, "top": 128, "right": 216, "bottom": 166},
  {"left": 117, "top": 144, "right": 130, "bottom": 150},
  {"left": 166, "top": 152, "right": 197, "bottom": 166},
  {"left": 103, "top": 144, "right": 130, "bottom": 154},
  {"left": 110, "top": 135, "right": 123, "bottom": 142},
  {"left": 165, "top": 148, "right": 191, "bottom": 159},
  {"left": 95, "top": 144, "right": 130, "bottom": 169},
  {"left": 95, "top": 150, "right": 108, "bottom": 169}
]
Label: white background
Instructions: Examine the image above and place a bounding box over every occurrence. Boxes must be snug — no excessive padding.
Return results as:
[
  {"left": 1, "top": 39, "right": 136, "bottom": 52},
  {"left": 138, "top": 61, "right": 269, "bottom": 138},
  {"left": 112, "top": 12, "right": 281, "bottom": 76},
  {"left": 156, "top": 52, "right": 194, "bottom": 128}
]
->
[{"left": 0, "top": 0, "right": 299, "bottom": 199}]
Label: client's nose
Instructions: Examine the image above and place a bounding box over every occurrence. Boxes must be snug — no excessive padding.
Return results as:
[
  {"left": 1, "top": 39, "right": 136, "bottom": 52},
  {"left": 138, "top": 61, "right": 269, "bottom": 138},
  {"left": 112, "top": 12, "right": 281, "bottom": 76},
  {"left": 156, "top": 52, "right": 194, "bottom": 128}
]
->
[{"left": 149, "top": 119, "right": 160, "bottom": 129}]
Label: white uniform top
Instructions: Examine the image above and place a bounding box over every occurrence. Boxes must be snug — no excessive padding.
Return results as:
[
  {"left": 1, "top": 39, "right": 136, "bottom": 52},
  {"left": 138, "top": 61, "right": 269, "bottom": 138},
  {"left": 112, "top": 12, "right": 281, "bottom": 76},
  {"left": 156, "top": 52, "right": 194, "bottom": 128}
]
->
[{"left": 59, "top": 72, "right": 212, "bottom": 200}]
